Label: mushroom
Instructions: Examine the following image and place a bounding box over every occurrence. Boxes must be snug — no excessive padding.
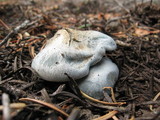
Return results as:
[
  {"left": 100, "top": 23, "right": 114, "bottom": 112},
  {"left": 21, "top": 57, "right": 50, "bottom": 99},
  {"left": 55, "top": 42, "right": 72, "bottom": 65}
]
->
[
  {"left": 31, "top": 28, "right": 117, "bottom": 82},
  {"left": 77, "top": 57, "right": 119, "bottom": 99}
]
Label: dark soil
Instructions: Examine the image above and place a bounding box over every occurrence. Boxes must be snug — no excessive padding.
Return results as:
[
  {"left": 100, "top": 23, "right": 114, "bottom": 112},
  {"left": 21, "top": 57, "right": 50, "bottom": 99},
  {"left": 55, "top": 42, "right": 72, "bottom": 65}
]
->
[{"left": 0, "top": 0, "right": 160, "bottom": 120}]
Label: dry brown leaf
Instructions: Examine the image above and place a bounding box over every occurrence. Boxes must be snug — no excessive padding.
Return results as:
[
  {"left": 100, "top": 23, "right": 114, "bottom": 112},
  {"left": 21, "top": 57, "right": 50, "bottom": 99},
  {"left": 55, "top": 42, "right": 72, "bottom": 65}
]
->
[
  {"left": 88, "top": 13, "right": 121, "bottom": 21},
  {"left": 97, "top": 13, "right": 104, "bottom": 20},
  {"left": 56, "top": 22, "right": 70, "bottom": 28},
  {"left": 45, "top": 25, "right": 58, "bottom": 30},
  {"left": 135, "top": 28, "right": 160, "bottom": 36},
  {"left": 116, "top": 40, "right": 131, "bottom": 47},
  {"left": 104, "top": 13, "right": 121, "bottom": 20},
  {"left": 111, "top": 32, "right": 128, "bottom": 38}
]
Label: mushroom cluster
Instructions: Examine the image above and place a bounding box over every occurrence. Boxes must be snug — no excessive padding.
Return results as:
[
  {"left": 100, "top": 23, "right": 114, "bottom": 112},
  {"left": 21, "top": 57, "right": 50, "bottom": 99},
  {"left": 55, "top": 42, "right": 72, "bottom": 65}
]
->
[{"left": 31, "top": 28, "right": 119, "bottom": 99}]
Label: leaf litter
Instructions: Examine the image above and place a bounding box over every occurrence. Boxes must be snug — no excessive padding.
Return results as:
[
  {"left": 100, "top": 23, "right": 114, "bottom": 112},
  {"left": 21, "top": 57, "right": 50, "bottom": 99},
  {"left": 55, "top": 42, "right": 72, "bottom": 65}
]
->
[{"left": 0, "top": 0, "right": 160, "bottom": 120}]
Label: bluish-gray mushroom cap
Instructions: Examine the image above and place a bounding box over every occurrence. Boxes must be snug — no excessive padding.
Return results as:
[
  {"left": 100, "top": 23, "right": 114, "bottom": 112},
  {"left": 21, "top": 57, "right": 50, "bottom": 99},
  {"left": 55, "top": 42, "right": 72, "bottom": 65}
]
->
[
  {"left": 77, "top": 57, "right": 119, "bottom": 99},
  {"left": 31, "top": 28, "right": 117, "bottom": 82}
]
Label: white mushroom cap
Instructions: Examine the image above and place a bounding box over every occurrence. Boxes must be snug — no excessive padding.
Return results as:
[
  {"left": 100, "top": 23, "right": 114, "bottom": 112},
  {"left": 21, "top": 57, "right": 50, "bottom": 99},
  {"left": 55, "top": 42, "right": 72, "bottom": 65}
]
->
[
  {"left": 31, "top": 28, "right": 117, "bottom": 82},
  {"left": 78, "top": 57, "right": 119, "bottom": 99}
]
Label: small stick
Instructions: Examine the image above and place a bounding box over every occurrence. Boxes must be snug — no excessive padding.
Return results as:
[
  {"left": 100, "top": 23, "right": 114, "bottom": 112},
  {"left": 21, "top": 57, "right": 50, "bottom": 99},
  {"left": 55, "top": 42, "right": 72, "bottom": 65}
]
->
[
  {"left": 20, "top": 81, "right": 36, "bottom": 90},
  {"left": 138, "top": 100, "right": 160, "bottom": 105},
  {"left": 0, "top": 19, "right": 10, "bottom": 30},
  {"left": 149, "top": 0, "right": 153, "bottom": 7},
  {"left": 150, "top": 92, "right": 160, "bottom": 111},
  {"left": 113, "top": 0, "right": 130, "bottom": 13},
  {"left": 19, "top": 98, "right": 69, "bottom": 117},
  {"left": 106, "top": 15, "right": 131, "bottom": 25},
  {"left": 2, "top": 93, "right": 11, "bottom": 120},
  {"left": 50, "top": 84, "right": 66, "bottom": 96},
  {"left": 81, "top": 91, "right": 126, "bottom": 106},
  {"left": 134, "top": 0, "right": 137, "bottom": 11},
  {"left": 103, "top": 87, "right": 117, "bottom": 103},
  {"left": 90, "top": 101, "right": 129, "bottom": 112},
  {"left": 112, "top": 115, "right": 119, "bottom": 120},
  {"left": 67, "top": 107, "right": 81, "bottom": 120},
  {"left": 0, "top": 103, "right": 26, "bottom": 111},
  {"left": 41, "top": 88, "right": 52, "bottom": 103},
  {"left": 64, "top": 73, "right": 84, "bottom": 100},
  {"left": 93, "top": 110, "right": 118, "bottom": 120},
  {"left": 0, "top": 20, "right": 30, "bottom": 47}
]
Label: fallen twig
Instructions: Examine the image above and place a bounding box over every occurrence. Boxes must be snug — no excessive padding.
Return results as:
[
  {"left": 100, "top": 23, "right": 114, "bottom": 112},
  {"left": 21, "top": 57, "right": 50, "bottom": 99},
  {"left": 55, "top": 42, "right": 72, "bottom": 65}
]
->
[
  {"left": 67, "top": 107, "right": 81, "bottom": 120},
  {"left": 0, "top": 19, "right": 10, "bottom": 30},
  {"left": 106, "top": 15, "right": 131, "bottom": 25},
  {"left": 2, "top": 93, "right": 11, "bottom": 120},
  {"left": 113, "top": 0, "right": 130, "bottom": 13},
  {"left": 65, "top": 73, "right": 84, "bottom": 100},
  {"left": 0, "top": 103, "right": 26, "bottom": 111},
  {"left": 19, "top": 98, "right": 69, "bottom": 117},
  {"left": 103, "top": 87, "right": 117, "bottom": 103},
  {"left": 150, "top": 92, "right": 160, "bottom": 111},
  {"left": 89, "top": 102, "right": 130, "bottom": 112},
  {"left": 81, "top": 91, "right": 126, "bottom": 106}
]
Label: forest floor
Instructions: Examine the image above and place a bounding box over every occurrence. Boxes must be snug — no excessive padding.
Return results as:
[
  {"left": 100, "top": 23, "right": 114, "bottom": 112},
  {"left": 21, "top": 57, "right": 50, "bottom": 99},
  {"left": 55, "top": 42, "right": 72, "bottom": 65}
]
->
[{"left": 0, "top": 0, "right": 160, "bottom": 120}]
